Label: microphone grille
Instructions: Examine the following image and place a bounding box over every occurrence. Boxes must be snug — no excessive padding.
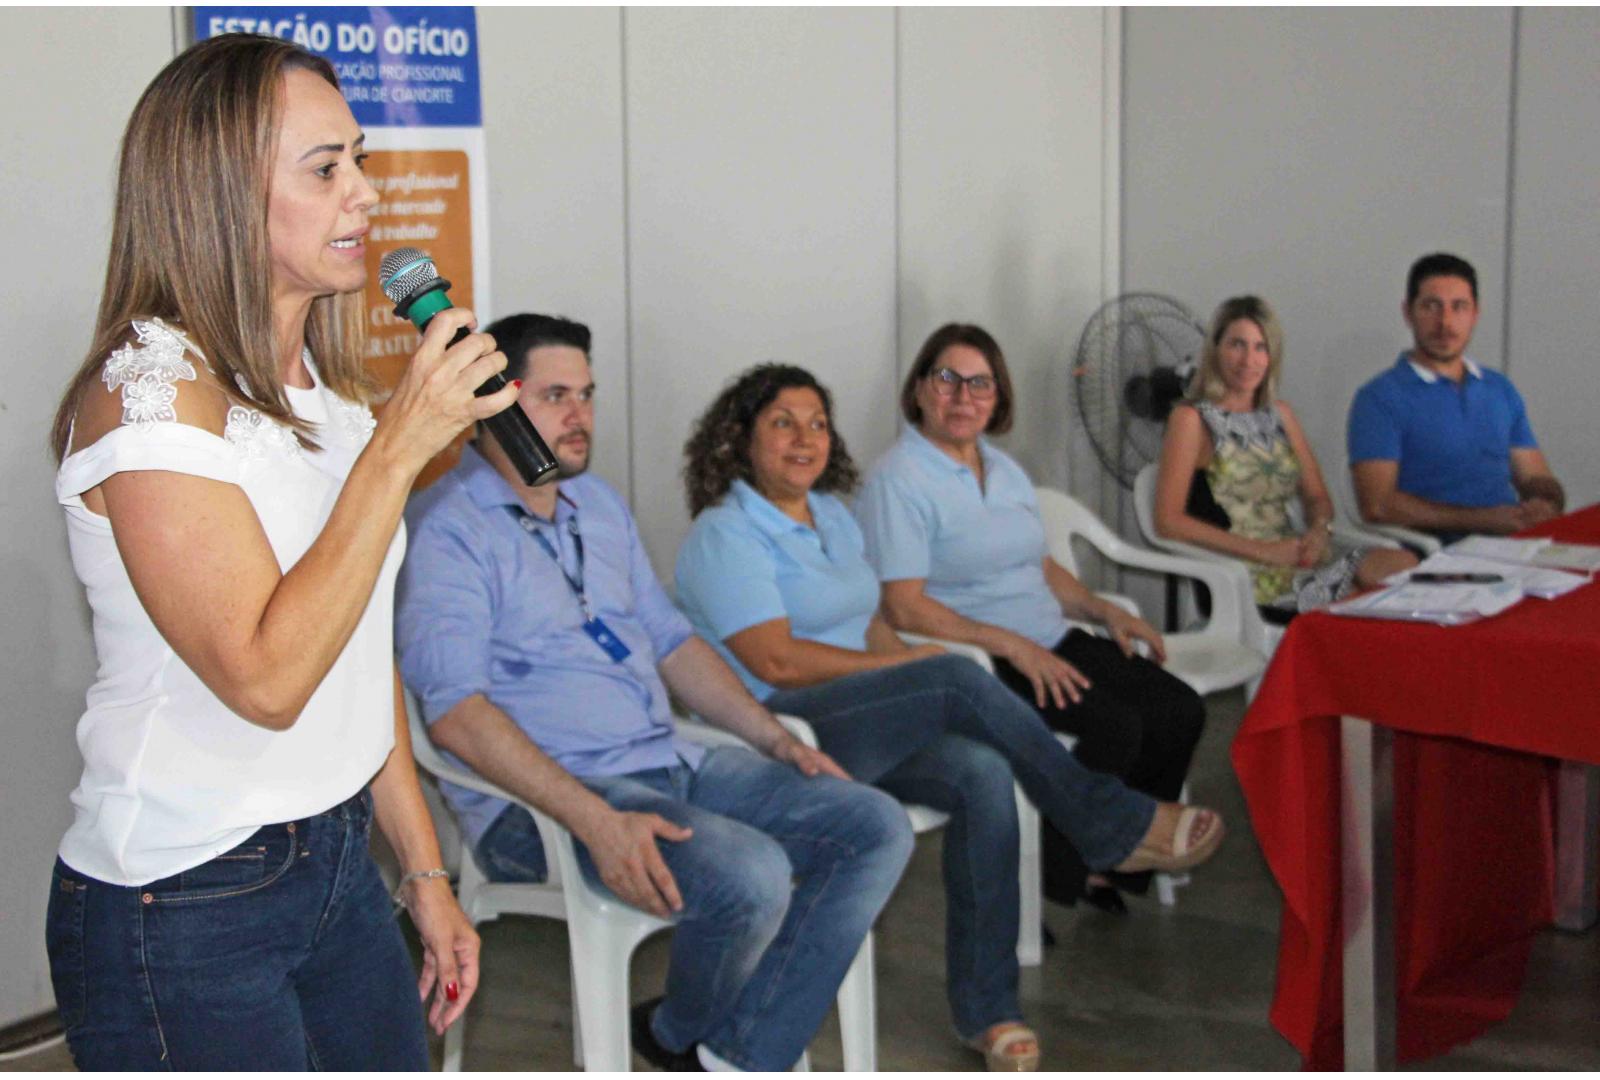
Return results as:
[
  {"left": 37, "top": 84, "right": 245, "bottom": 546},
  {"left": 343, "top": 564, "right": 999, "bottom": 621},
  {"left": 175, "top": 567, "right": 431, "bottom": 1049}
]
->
[{"left": 378, "top": 247, "right": 438, "bottom": 304}]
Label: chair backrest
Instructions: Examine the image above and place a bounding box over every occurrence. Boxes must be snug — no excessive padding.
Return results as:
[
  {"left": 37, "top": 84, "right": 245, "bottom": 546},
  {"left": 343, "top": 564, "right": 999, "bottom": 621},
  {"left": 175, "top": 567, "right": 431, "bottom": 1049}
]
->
[
  {"left": 1132, "top": 464, "right": 1160, "bottom": 553},
  {"left": 1032, "top": 486, "right": 1118, "bottom": 578}
]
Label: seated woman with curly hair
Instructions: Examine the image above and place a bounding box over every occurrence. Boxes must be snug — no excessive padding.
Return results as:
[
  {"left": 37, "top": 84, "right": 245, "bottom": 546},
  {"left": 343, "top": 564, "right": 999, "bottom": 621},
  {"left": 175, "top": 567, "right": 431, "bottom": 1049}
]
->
[{"left": 674, "top": 363, "right": 1225, "bottom": 1072}]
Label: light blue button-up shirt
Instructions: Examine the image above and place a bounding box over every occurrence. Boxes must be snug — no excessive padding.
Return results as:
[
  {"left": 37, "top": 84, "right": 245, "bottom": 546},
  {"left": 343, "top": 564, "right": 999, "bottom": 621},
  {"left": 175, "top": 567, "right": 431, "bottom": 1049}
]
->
[
  {"left": 855, "top": 426, "right": 1070, "bottom": 649},
  {"left": 675, "top": 480, "right": 880, "bottom": 702},
  {"left": 1347, "top": 353, "right": 1538, "bottom": 508},
  {"left": 397, "top": 443, "right": 702, "bottom": 844}
]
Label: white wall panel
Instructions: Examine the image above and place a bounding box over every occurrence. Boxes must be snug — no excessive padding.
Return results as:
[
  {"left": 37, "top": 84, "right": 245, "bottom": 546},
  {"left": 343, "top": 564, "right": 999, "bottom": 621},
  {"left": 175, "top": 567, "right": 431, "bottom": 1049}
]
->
[
  {"left": 1507, "top": 8, "right": 1600, "bottom": 509},
  {"left": 479, "top": 8, "right": 631, "bottom": 498},
  {"left": 1122, "top": 8, "right": 1514, "bottom": 479},
  {"left": 899, "top": 7, "right": 1111, "bottom": 501},
  {"left": 0, "top": 8, "right": 175, "bottom": 1029},
  {"left": 622, "top": 8, "right": 898, "bottom": 575}
]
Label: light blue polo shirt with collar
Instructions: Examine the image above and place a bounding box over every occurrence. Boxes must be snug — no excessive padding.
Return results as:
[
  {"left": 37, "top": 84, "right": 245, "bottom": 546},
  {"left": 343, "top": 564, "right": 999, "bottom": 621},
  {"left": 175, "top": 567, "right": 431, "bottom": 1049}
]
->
[
  {"left": 1347, "top": 352, "right": 1538, "bottom": 508},
  {"left": 675, "top": 479, "right": 879, "bottom": 702},
  {"left": 854, "top": 426, "right": 1071, "bottom": 649}
]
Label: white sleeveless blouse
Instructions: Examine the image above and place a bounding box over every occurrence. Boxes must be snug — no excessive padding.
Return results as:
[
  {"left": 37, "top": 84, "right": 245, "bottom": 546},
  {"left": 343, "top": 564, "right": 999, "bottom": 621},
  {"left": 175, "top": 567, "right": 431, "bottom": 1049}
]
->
[{"left": 55, "top": 319, "right": 404, "bottom": 885}]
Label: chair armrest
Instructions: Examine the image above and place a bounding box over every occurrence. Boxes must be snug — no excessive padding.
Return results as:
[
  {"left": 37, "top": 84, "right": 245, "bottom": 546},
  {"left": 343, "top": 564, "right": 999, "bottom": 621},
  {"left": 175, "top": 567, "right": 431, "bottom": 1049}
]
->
[
  {"left": 1330, "top": 518, "right": 1402, "bottom": 550},
  {"left": 1358, "top": 520, "right": 1442, "bottom": 555},
  {"left": 897, "top": 632, "right": 995, "bottom": 673},
  {"left": 1097, "top": 592, "right": 1141, "bottom": 618},
  {"left": 1076, "top": 529, "right": 1254, "bottom": 644},
  {"left": 679, "top": 713, "right": 820, "bottom": 751},
  {"left": 677, "top": 717, "right": 754, "bottom": 751},
  {"left": 773, "top": 713, "right": 819, "bottom": 748}
]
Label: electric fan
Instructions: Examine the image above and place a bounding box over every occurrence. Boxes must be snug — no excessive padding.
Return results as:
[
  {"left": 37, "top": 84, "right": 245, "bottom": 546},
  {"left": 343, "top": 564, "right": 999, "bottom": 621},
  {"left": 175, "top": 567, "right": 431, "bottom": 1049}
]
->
[{"left": 1071, "top": 293, "right": 1205, "bottom": 490}]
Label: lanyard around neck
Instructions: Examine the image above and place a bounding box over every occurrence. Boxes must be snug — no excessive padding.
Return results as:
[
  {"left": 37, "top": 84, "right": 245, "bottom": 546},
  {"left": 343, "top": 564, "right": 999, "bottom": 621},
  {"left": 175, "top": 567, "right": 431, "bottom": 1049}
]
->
[{"left": 511, "top": 506, "right": 590, "bottom": 619}]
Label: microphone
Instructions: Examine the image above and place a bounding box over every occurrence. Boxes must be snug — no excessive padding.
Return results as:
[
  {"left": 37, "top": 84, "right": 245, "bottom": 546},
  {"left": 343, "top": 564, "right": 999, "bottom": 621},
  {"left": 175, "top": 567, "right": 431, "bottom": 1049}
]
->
[{"left": 378, "top": 248, "right": 559, "bottom": 487}]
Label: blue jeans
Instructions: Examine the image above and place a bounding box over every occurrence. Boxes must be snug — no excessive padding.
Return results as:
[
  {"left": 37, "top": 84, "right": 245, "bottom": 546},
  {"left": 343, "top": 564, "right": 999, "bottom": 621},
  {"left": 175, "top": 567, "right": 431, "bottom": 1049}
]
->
[
  {"left": 45, "top": 789, "right": 428, "bottom": 1071},
  {"left": 764, "top": 654, "right": 1160, "bottom": 1037},
  {"left": 477, "top": 746, "right": 912, "bottom": 1071}
]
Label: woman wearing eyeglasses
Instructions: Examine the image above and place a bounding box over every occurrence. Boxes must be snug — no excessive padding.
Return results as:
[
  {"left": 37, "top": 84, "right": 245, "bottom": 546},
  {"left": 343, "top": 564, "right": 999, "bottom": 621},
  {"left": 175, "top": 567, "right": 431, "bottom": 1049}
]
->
[
  {"left": 674, "top": 363, "right": 1225, "bottom": 1071},
  {"left": 855, "top": 324, "right": 1211, "bottom": 917}
]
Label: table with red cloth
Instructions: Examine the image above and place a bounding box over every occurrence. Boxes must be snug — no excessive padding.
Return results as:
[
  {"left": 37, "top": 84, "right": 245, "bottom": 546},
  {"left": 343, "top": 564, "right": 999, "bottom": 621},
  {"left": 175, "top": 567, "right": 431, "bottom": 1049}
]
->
[{"left": 1233, "top": 504, "right": 1600, "bottom": 1068}]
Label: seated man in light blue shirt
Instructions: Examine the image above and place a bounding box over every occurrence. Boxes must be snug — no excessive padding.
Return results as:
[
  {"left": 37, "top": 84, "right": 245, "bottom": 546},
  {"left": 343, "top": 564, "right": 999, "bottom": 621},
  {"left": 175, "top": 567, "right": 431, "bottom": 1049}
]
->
[
  {"left": 1348, "top": 253, "right": 1566, "bottom": 542},
  {"left": 396, "top": 314, "right": 912, "bottom": 1072}
]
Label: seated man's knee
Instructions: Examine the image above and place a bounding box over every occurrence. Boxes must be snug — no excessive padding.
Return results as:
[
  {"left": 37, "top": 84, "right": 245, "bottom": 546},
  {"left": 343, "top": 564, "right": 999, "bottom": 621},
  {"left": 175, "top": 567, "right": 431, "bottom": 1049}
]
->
[
  {"left": 851, "top": 783, "right": 916, "bottom": 873},
  {"left": 699, "top": 833, "right": 793, "bottom": 932}
]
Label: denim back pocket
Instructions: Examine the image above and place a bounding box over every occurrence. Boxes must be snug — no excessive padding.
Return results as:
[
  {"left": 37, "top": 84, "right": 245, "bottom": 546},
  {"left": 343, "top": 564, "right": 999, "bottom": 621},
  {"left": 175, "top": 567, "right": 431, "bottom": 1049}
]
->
[
  {"left": 45, "top": 861, "right": 89, "bottom": 1032},
  {"left": 145, "top": 824, "right": 300, "bottom": 904}
]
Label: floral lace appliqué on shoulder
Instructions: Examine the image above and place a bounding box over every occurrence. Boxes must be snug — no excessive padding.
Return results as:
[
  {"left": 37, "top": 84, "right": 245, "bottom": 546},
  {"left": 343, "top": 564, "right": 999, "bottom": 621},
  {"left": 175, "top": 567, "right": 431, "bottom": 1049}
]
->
[
  {"left": 102, "top": 318, "right": 201, "bottom": 430},
  {"left": 332, "top": 398, "right": 377, "bottom": 446},
  {"left": 224, "top": 406, "right": 303, "bottom": 462}
]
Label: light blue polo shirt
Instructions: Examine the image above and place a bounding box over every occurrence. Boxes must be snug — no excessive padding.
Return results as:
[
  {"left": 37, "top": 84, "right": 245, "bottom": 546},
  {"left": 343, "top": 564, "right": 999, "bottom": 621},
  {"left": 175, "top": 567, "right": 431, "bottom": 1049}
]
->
[
  {"left": 675, "top": 480, "right": 879, "bottom": 702},
  {"left": 1347, "top": 353, "right": 1538, "bottom": 508},
  {"left": 855, "top": 427, "right": 1071, "bottom": 649}
]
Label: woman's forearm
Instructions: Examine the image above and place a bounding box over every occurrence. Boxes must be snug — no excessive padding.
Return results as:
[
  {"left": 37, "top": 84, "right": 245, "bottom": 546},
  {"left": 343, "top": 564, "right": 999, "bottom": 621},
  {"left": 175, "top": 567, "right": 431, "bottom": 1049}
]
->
[
  {"left": 241, "top": 445, "right": 416, "bottom": 726},
  {"left": 879, "top": 583, "right": 1017, "bottom": 657},
  {"left": 1153, "top": 507, "right": 1278, "bottom": 564}
]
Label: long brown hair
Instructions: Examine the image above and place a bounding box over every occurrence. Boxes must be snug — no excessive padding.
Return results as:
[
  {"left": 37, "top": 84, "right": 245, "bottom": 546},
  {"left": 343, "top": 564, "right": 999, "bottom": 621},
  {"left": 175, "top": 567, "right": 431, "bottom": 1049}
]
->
[{"left": 50, "top": 33, "right": 372, "bottom": 460}]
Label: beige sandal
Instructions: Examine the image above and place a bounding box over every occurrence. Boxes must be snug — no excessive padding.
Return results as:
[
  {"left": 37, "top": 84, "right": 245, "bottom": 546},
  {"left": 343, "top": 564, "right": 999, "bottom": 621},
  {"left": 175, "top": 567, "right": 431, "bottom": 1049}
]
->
[
  {"left": 965, "top": 1022, "right": 1040, "bottom": 1072},
  {"left": 1114, "top": 805, "right": 1225, "bottom": 875}
]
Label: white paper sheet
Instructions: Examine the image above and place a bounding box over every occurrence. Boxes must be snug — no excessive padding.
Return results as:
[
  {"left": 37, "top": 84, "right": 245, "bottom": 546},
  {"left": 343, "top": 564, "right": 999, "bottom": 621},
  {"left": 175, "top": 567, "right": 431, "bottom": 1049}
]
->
[{"left": 1388, "top": 552, "right": 1588, "bottom": 599}]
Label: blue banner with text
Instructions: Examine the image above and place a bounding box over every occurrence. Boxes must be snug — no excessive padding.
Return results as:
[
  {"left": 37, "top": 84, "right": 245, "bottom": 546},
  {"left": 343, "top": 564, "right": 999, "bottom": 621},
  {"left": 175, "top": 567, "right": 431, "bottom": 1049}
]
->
[{"left": 194, "top": 6, "right": 481, "bottom": 127}]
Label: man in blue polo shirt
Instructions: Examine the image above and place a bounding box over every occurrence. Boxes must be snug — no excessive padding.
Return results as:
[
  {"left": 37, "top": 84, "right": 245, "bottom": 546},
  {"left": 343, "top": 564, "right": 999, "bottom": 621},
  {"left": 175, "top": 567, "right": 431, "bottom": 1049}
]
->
[
  {"left": 395, "top": 313, "right": 911, "bottom": 1072},
  {"left": 1348, "top": 253, "right": 1565, "bottom": 543}
]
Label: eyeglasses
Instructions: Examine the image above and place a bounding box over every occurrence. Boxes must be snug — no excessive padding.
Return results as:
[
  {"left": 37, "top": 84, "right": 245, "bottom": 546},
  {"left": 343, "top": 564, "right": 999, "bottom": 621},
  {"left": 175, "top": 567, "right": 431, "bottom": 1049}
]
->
[{"left": 928, "top": 366, "right": 997, "bottom": 401}]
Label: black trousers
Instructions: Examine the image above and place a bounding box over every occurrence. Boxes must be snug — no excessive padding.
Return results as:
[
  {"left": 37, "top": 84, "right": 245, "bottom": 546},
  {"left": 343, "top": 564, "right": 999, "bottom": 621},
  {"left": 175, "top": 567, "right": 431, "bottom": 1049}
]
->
[{"left": 992, "top": 628, "right": 1206, "bottom": 904}]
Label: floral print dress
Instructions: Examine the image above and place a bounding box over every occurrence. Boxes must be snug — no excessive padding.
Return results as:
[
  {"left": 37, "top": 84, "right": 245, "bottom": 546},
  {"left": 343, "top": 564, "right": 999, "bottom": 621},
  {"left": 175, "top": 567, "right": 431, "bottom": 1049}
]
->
[{"left": 1195, "top": 401, "right": 1365, "bottom": 613}]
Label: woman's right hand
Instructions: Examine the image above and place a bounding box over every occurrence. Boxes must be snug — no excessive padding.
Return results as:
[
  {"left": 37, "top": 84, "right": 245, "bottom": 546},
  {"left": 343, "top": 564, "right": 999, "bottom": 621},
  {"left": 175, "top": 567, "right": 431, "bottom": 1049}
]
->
[
  {"left": 370, "top": 307, "right": 521, "bottom": 478},
  {"left": 1000, "top": 633, "right": 1091, "bottom": 710},
  {"left": 1255, "top": 537, "right": 1303, "bottom": 568}
]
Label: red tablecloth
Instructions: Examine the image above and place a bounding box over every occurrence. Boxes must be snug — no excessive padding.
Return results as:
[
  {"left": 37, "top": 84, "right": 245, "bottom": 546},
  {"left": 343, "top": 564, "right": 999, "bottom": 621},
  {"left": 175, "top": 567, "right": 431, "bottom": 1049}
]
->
[{"left": 1233, "top": 505, "right": 1600, "bottom": 1068}]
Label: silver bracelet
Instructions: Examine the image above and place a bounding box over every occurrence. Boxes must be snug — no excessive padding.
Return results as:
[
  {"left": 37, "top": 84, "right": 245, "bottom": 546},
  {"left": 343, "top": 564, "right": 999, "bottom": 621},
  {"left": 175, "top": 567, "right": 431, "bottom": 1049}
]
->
[{"left": 392, "top": 867, "right": 450, "bottom": 908}]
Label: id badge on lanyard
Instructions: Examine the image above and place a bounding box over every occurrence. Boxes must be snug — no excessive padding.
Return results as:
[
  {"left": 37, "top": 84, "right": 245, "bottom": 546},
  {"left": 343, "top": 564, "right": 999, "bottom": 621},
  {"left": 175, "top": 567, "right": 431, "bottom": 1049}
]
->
[{"left": 518, "top": 509, "right": 632, "bottom": 663}]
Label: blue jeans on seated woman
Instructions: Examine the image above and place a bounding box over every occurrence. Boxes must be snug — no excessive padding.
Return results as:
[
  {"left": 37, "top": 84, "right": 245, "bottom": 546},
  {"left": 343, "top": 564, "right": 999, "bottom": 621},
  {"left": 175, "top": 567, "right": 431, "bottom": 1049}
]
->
[
  {"left": 45, "top": 789, "right": 429, "bottom": 1071},
  {"left": 763, "top": 653, "right": 1159, "bottom": 1038},
  {"left": 475, "top": 745, "right": 912, "bottom": 1071}
]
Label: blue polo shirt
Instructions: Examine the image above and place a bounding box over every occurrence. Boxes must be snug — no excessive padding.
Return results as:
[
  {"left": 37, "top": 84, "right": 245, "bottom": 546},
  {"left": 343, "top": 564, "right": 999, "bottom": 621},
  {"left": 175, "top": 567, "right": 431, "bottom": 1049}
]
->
[
  {"left": 1347, "top": 353, "right": 1538, "bottom": 508},
  {"left": 854, "top": 427, "right": 1071, "bottom": 649},
  {"left": 397, "top": 443, "right": 702, "bottom": 845},
  {"left": 675, "top": 480, "right": 879, "bottom": 702}
]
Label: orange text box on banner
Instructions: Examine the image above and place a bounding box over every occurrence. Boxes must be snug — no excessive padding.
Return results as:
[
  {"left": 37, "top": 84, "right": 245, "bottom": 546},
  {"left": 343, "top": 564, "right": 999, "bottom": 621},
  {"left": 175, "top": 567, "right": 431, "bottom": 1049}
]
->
[{"left": 362, "top": 147, "right": 477, "bottom": 487}]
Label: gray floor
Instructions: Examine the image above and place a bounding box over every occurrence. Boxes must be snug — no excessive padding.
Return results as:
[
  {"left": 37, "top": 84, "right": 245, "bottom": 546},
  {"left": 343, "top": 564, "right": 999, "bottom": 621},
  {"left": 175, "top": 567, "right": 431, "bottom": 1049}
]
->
[{"left": 8, "top": 688, "right": 1599, "bottom": 1071}]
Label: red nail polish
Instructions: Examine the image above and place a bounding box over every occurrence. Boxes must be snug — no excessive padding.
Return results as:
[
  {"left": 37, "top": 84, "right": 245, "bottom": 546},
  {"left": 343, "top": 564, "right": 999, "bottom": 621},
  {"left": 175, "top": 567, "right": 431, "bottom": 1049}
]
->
[
  {"left": 511, "top": 379, "right": 523, "bottom": 390},
  {"left": 445, "top": 981, "right": 460, "bottom": 1002}
]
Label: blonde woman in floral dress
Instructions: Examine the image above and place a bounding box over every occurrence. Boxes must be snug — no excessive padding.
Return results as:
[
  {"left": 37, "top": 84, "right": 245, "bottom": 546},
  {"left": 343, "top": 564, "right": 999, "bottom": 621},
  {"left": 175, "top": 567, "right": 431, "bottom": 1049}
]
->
[{"left": 1153, "top": 296, "right": 1415, "bottom": 620}]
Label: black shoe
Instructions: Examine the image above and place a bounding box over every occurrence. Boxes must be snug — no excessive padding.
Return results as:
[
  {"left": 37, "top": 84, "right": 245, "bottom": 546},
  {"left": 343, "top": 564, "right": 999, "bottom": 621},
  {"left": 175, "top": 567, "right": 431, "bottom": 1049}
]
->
[
  {"left": 1082, "top": 883, "right": 1129, "bottom": 916},
  {"left": 630, "top": 997, "right": 704, "bottom": 1071}
]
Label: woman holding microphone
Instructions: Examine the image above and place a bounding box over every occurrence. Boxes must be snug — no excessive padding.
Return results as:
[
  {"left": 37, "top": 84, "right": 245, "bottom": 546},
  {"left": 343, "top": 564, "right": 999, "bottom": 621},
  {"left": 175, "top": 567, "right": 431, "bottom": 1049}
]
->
[{"left": 45, "top": 35, "right": 511, "bottom": 1068}]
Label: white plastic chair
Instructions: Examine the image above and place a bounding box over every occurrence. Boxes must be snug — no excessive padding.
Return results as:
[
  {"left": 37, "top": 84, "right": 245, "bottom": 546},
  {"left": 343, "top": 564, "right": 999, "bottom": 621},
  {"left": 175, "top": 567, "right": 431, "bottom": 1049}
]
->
[
  {"left": 1041, "top": 482, "right": 1267, "bottom": 695},
  {"left": 403, "top": 693, "right": 879, "bottom": 1071},
  {"left": 1337, "top": 470, "right": 1442, "bottom": 556},
  {"left": 1033, "top": 485, "right": 1267, "bottom": 904},
  {"left": 1131, "top": 463, "right": 1407, "bottom": 668}
]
